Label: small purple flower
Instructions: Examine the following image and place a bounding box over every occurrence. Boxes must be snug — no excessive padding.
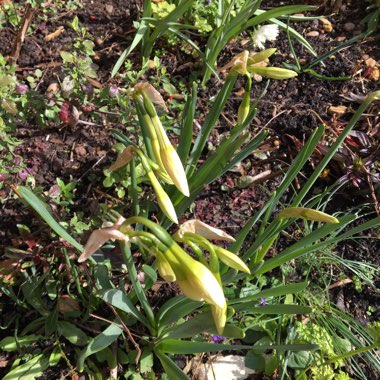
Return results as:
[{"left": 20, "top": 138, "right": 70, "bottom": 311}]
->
[
  {"left": 16, "top": 83, "right": 29, "bottom": 94},
  {"left": 18, "top": 168, "right": 34, "bottom": 180},
  {"left": 259, "top": 297, "right": 268, "bottom": 306},
  {"left": 108, "top": 85, "right": 119, "bottom": 98},
  {"left": 212, "top": 335, "right": 227, "bottom": 343}
]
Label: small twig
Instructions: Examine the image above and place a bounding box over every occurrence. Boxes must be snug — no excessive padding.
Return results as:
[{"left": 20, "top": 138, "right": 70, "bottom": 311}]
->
[
  {"left": 108, "top": 304, "right": 142, "bottom": 364},
  {"left": 9, "top": 4, "right": 38, "bottom": 66}
]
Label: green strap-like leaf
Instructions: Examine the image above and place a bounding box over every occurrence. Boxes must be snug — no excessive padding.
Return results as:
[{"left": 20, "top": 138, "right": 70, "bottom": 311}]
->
[
  {"left": 99, "top": 289, "right": 150, "bottom": 328},
  {"left": 77, "top": 323, "right": 123, "bottom": 372},
  {"left": 157, "top": 296, "right": 203, "bottom": 329},
  {"left": 155, "top": 349, "right": 190, "bottom": 380},
  {"left": 157, "top": 339, "right": 318, "bottom": 354},
  {"left": 16, "top": 186, "right": 83, "bottom": 252},
  {"left": 228, "top": 282, "right": 309, "bottom": 305}
]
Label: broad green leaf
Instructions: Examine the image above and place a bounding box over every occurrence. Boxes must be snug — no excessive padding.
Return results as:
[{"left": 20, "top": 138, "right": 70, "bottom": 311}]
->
[
  {"left": 112, "top": 19, "right": 148, "bottom": 76},
  {"left": 177, "top": 82, "right": 197, "bottom": 164},
  {"left": 0, "top": 334, "right": 43, "bottom": 352},
  {"left": 99, "top": 289, "right": 150, "bottom": 328},
  {"left": 16, "top": 186, "right": 83, "bottom": 252},
  {"left": 49, "top": 346, "right": 62, "bottom": 367},
  {"left": 287, "top": 350, "right": 314, "bottom": 369},
  {"left": 58, "top": 321, "right": 88, "bottom": 346},
  {"left": 3, "top": 353, "right": 49, "bottom": 380},
  {"left": 77, "top": 323, "right": 123, "bottom": 372},
  {"left": 140, "top": 349, "right": 154, "bottom": 374},
  {"left": 157, "top": 296, "right": 203, "bottom": 329},
  {"left": 155, "top": 350, "right": 190, "bottom": 380}
]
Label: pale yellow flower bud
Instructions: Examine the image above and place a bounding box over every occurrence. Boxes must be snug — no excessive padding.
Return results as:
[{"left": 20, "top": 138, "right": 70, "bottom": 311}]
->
[
  {"left": 164, "top": 247, "right": 226, "bottom": 310},
  {"left": 150, "top": 117, "right": 190, "bottom": 197},
  {"left": 277, "top": 207, "right": 339, "bottom": 224},
  {"left": 213, "top": 246, "right": 250, "bottom": 274},
  {"left": 156, "top": 250, "right": 176, "bottom": 282},
  {"left": 249, "top": 67, "right": 298, "bottom": 80},
  {"left": 248, "top": 48, "right": 277, "bottom": 64},
  {"left": 211, "top": 304, "right": 227, "bottom": 335},
  {"left": 147, "top": 170, "right": 178, "bottom": 224}
]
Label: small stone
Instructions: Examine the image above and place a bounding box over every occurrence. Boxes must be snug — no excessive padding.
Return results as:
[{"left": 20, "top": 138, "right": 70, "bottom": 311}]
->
[
  {"left": 328, "top": 105, "right": 347, "bottom": 115},
  {"left": 320, "top": 18, "right": 333, "bottom": 32},
  {"left": 369, "top": 67, "right": 379, "bottom": 81},
  {"left": 105, "top": 4, "right": 114, "bottom": 14},
  {"left": 46, "top": 82, "right": 60, "bottom": 98},
  {"left": 306, "top": 31, "right": 319, "bottom": 37},
  {"left": 94, "top": 37, "right": 104, "bottom": 47},
  {"left": 343, "top": 22, "right": 355, "bottom": 32},
  {"left": 335, "top": 36, "right": 346, "bottom": 42},
  {"left": 365, "top": 58, "right": 377, "bottom": 68}
]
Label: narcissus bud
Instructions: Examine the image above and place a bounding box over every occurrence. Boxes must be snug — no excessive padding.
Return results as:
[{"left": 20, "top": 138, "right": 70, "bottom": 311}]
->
[
  {"left": 156, "top": 250, "right": 176, "bottom": 282},
  {"left": 212, "top": 245, "right": 250, "bottom": 274},
  {"left": 249, "top": 67, "right": 298, "bottom": 80},
  {"left": 277, "top": 207, "right": 339, "bottom": 224}
]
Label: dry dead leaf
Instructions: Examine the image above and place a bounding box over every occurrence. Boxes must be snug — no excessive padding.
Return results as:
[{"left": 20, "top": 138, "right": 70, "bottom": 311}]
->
[
  {"left": 45, "top": 26, "right": 64, "bottom": 42},
  {"left": 57, "top": 295, "right": 81, "bottom": 313},
  {"left": 328, "top": 105, "right": 347, "bottom": 115}
]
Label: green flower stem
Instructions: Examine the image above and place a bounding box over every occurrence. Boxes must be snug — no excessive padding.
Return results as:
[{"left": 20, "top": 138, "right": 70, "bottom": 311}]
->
[
  {"left": 127, "top": 230, "right": 168, "bottom": 253},
  {"left": 123, "top": 216, "right": 174, "bottom": 247},
  {"left": 119, "top": 241, "right": 156, "bottom": 331},
  {"left": 134, "top": 94, "right": 154, "bottom": 160},
  {"left": 63, "top": 248, "right": 84, "bottom": 299},
  {"left": 130, "top": 160, "right": 140, "bottom": 216},
  {"left": 185, "top": 240, "right": 208, "bottom": 266},
  {"left": 181, "top": 232, "right": 219, "bottom": 273}
]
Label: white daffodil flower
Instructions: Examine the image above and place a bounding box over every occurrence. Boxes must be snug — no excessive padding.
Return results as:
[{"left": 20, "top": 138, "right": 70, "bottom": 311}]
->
[{"left": 252, "top": 24, "right": 279, "bottom": 50}]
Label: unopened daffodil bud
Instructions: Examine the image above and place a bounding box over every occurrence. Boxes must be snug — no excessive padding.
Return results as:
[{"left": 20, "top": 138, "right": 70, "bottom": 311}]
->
[
  {"left": 211, "top": 303, "right": 227, "bottom": 335},
  {"left": 156, "top": 250, "right": 176, "bottom": 282},
  {"left": 277, "top": 207, "right": 339, "bottom": 224},
  {"left": 136, "top": 84, "right": 190, "bottom": 197},
  {"left": 249, "top": 66, "right": 298, "bottom": 80},
  {"left": 136, "top": 149, "right": 178, "bottom": 224},
  {"left": 158, "top": 142, "right": 190, "bottom": 197},
  {"left": 164, "top": 247, "right": 227, "bottom": 310},
  {"left": 212, "top": 245, "right": 250, "bottom": 274},
  {"left": 248, "top": 48, "right": 276, "bottom": 64}
]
